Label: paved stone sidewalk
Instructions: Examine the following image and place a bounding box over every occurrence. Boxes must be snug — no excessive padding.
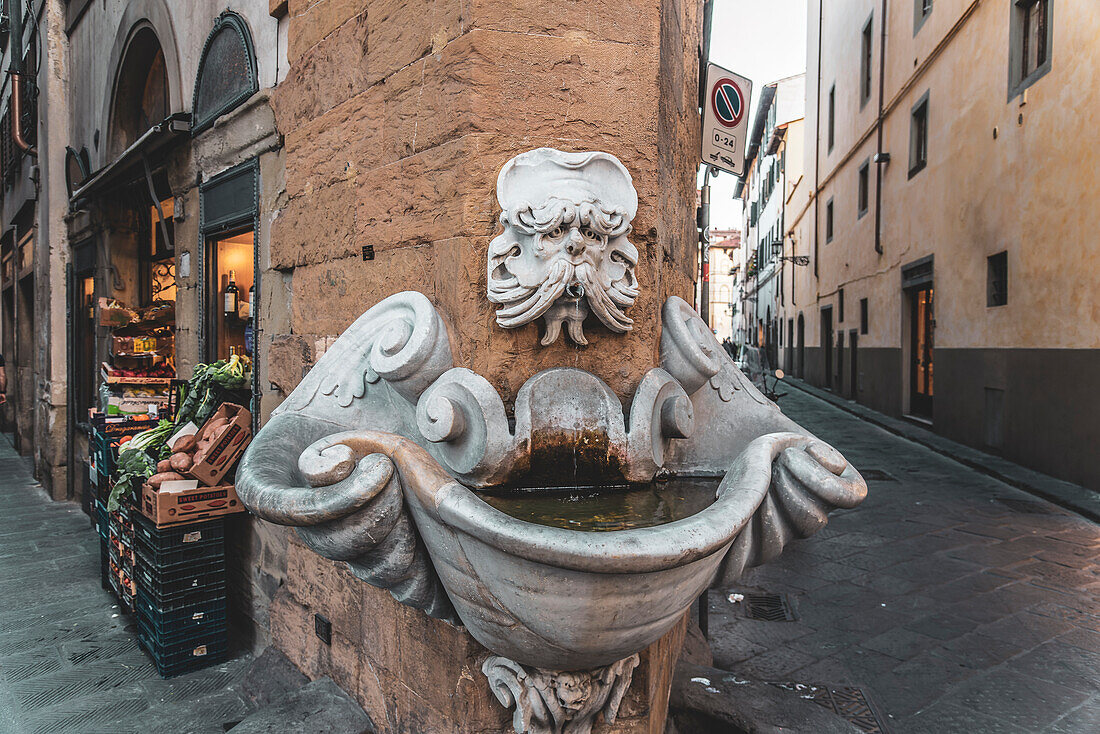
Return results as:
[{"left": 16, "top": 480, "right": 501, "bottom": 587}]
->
[
  {"left": 709, "top": 386, "right": 1100, "bottom": 733},
  {"left": 0, "top": 436, "right": 255, "bottom": 734}
]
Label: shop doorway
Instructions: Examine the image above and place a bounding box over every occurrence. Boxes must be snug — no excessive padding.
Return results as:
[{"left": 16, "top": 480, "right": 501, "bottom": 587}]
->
[
  {"left": 796, "top": 314, "right": 804, "bottom": 378},
  {"left": 909, "top": 285, "right": 934, "bottom": 419},
  {"left": 836, "top": 330, "right": 844, "bottom": 394},
  {"left": 848, "top": 330, "right": 858, "bottom": 399}
]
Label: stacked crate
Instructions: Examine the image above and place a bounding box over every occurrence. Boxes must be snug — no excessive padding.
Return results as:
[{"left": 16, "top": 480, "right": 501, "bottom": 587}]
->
[{"left": 132, "top": 512, "right": 229, "bottom": 677}]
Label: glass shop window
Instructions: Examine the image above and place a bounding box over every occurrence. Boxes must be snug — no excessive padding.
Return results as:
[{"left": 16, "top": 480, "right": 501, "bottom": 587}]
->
[
  {"left": 146, "top": 198, "right": 176, "bottom": 304},
  {"left": 207, "top": 230, "right": 255, "bottom": 361}
]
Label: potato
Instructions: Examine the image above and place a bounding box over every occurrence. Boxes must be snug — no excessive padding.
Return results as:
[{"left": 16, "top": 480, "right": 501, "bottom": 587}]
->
[
  {"left": 171, "top": 434, "right": 197, "bottom": 453},
  {"left": 202, "top": 418, "right": 228, "bottom": 439},
  {"left": 148, "top": 471, "right": 185, "bottom": 488},
  {"left": 169, "top": 452, "right": 193, "bottom": 472},
  {"left": 156, "top": 459, "right": 173, "bottom": 473}
]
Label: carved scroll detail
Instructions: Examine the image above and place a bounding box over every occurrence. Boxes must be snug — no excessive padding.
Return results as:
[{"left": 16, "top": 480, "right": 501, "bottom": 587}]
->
[
  {"left": 714, "top": 433, "right": 867, "bottom": 587},
  {"left": 482, "top": 654, "right": 640, "bottom": 734},
  {"left": 279, "top": 291, "right": 453, "bottom": 416}
]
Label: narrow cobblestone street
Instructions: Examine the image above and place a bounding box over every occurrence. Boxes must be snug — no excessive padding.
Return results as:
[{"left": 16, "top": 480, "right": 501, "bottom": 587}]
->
[
  {"left": 713, "top": 384, "right": 1100, "bottom": 733},
  {"left": 0, "top": 438, "right": 255, "bottom": 734}
]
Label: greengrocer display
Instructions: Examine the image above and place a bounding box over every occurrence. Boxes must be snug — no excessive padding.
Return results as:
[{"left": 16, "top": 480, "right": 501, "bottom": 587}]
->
[
  {"left": 98, "top": 298, "right": 176, "bottom": 417},
  {"left": 91, "top": 356, "right": 253, "bottom": 677}
]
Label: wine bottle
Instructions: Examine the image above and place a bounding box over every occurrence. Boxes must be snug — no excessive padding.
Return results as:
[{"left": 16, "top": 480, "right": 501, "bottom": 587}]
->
[{"left": 224, "top": 270, "right": 239, "bottom": 317}]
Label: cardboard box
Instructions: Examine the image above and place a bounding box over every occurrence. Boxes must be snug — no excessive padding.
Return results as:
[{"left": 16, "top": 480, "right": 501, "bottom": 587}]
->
[
  {"left": 98, "top": 297, "right": 136, "bottom": 328},
  {"left": 107, "top": 394, "right": 170, "bottom": 416},
  {"left": 141, "top": 479, "right": 245, "bottom": 527},
  {"left": 188, "top": 403, "right": 252, "bottom": 486},
  {"left": 111, "top": 334, "right": 175, "bottom": 357}
]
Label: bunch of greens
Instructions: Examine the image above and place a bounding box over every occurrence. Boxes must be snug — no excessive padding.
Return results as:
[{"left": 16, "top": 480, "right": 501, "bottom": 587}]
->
[
  {"left": 106, "top": 419, "right": 175, "bottom": 510},
  {"left": 174, "top": 355, "right": 251, "bottom": 428}
]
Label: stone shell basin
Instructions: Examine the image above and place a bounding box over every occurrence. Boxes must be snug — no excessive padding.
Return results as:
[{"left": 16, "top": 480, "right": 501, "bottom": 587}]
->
[{"left": 285, "top": 427, "right": 863, "bottom": 671}]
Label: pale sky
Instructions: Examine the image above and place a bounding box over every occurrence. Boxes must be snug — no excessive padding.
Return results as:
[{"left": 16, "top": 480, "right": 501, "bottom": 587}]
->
[{"left": 704, "top": 0, "right": 807, "bottom": 231}]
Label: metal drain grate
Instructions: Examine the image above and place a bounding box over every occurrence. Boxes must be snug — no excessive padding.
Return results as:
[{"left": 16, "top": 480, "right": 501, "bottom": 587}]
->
[
  {"left": 770, "top": 682, "right": 888, "bottom": 733},
  {"left": 997, "top": 497, "right": 1059, "bottom": 515},
  {"left": 743, "top": 593, "right": 796, "bottom": 622},
  {"left": 860, "top": 469, "right": 896, "bottom": 482}
]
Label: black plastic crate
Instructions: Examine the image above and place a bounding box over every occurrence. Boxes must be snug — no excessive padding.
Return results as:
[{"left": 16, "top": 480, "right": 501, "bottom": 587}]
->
[
  {"left": 133, "top": 532, "right": 223, "bottom": 570},
  {"left": 134, "top": 554, "right": 225, "bottom": 586},
  {"left": 134, "top": 561, "right": 226, "bottom": 604},
  {"left": 132, "top": 513, "right": 224, "bottom": 551},
  {"left": 135, "top": 589, "right": 228, "bottom": 634},
  {"left": 136, "top": 607, "right": 227, "bottom": 648},
  {"left": 135, "top": 616, "right": 228, "bottom": 678}
]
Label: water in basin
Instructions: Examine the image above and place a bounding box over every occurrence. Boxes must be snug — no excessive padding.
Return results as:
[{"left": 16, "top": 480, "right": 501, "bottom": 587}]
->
[{"left": 478, "top": 478, "right": 721, "bottom": 532}]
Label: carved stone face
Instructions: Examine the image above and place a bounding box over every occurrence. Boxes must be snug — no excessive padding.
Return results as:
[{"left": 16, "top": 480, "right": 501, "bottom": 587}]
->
[{"left": 488, "top": 149, "right": 640, "bottom": 346}]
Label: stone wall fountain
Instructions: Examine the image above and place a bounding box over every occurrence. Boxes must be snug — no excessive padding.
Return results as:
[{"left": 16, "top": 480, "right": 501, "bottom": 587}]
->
[{"left": 238, "top": 149, "right": 867, "bottom": 734}]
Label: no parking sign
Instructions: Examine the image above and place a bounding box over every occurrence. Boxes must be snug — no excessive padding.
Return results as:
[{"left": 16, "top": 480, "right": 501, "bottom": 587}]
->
[{"left": 701, "top": 63, "right": 752, "bottom": 176}]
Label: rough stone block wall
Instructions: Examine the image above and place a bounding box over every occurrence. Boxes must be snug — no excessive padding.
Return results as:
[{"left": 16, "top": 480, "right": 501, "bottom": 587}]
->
[{"left": 269, "top": 0, "right": 702, "bottom": 403}]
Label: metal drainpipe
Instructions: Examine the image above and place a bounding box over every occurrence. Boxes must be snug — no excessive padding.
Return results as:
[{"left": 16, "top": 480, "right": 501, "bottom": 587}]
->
[
  {"left": 698, "top": 169, "right": 711, "bottom": 326},
  {"left": 873, "top": 0, "right": 887, "bottom": 254},
  {"left": 813, "top": 0, "right": 823, "bottom": 279},
  {"left": 8, "top": 0, "right": 37, "bottom": 157}
]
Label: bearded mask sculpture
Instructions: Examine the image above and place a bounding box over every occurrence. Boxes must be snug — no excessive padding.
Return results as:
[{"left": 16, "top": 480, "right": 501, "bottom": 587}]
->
[{"left": 488, "top": 148, "right": 640, "bottom": 346}]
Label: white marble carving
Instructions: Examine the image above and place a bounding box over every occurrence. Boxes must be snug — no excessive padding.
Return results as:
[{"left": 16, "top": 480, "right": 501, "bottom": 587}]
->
[
  {"left": 236, "top": 288, "right": 868, "bottom": 732},
  {"left": 483, "top": 654, "right": 640, "bottom": 734},
  {"left": 487, "top": 148, "right": 640, "bottom": 346}
]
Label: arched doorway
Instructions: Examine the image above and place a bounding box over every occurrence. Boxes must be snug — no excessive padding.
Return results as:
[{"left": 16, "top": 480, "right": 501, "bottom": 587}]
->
[{"left": 107, "top": 26, "right": 168, "bottom": 159}]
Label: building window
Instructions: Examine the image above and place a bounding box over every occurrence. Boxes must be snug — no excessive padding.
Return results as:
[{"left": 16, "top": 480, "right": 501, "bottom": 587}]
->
[
  {"left": 827, "top": 84, "right": 836, "bottom": 151},
  {"left": 909, "top": 92, "right": 929, "bottom": 178},
  {"left": 192, "top": 12, "right": 259, "bottom": 134},
  {"left": 860, "top": 15, "right": 874, "bottom": 107},
  {"left": 914, "top": 0, "right": 933, "bottom": 34},
  {"left": 858, "top": 159, "right": 870, "bottom": 218},
  {"left": 860, "top": 298, "right": 869, "bottom": 333},
  {"left": 838, "top": 288, "right": 845, "bottom": 322},
  {"left": 825, "top": 198, "right": 834, "bottom": 243},
  {"left": 1009, "top": 0, "right": 1052, "bottom": 99},
  {"left": 987, "top": 251, "right": 1008, "bottom": 307}
]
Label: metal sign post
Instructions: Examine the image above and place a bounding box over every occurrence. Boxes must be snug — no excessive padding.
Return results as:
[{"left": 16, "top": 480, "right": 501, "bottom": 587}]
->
[{"left": 701, "top": 63, "right": 752, "bottom": 177}]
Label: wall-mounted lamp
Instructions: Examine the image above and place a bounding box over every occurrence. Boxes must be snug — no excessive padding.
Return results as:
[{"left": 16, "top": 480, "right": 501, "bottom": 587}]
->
[{"left": 873, "top": 152, "right": 891, "bottom": 165}]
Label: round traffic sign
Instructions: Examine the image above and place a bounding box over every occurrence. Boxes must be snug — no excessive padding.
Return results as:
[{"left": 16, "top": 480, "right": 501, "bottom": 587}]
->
[{"left": 711, "top": 78, "right": 745, "bottom": 128}]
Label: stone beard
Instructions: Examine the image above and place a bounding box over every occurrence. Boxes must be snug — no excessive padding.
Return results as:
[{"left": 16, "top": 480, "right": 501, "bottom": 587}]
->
[{"left": 487, "top": 149, "right": 640, "bottom": 346}]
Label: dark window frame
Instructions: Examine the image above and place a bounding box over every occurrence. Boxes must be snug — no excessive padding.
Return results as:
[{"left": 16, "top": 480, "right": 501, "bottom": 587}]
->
[
  {"left": 192, "top": 11, "right": 259, "bottom": 135},
  {"left": 825, "top": 197, "right": 834, "bottom": 243},
  {"left": 860, "top": 297, "right": 869, "bottom": 334},
  {"left": 857, "top": 158, "right": 870, "bottom": 218},
  {"left": 1008, "top": 0, "right": 1053, "bottom": 101},
  {"left": 914, "top": 0, "right": 934, "bottom": 35},
  {"left": 860, "top": 14, "right": 874, "bottom": 108},
  {"left": 838, "top": 288, "right": 845, "bottom": 322},
  {"left": 909, "top": 91, "right": 930, "bottom": 179},
  {"left": 987, "top": 251, "right": 1008, "bottom": 307},
  {"left": 827, "top": 84, "right": 836, "bottom": 152}
]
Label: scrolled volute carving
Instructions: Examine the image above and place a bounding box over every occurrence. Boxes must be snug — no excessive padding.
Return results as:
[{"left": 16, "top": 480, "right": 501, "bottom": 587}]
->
[
  {"left": 416, "top": 368, "right": 515, "bottom": 484},
  {"left": 714, "top": 432, "right": 867, "bottom": 587},
  {"left": 659, "top": 296, "right": 722, "bottom": 395},
  {"left": 279, "top": 291, "right": 453, "bottom": 416}
]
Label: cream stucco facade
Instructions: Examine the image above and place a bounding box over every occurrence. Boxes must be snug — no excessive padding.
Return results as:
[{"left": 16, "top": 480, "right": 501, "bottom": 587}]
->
[{"left": 780, "top": 0, "right": 1099, "bottom": 490}]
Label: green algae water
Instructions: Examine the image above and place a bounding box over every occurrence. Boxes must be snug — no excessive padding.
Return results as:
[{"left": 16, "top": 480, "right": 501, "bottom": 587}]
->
[{"left": 478, "top": 478, "right": 721, "bottom": 532}]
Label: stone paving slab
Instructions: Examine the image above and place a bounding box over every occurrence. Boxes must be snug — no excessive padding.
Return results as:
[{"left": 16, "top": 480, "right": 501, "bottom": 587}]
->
[
  {"left": 0, "top": 436, "right": 257, "bottom": 734},
  {"left": 709, "top": 386, "right": 1100, "bottom": 732}
]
